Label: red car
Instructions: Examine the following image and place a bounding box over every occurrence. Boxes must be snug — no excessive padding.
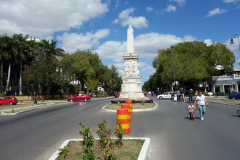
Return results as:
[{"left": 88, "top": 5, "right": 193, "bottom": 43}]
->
[
  {"left": 115, "top": 92, "right": 120, "bottom": 98},
  {"left": 0, "top": 97, "right": 18, "bottom": 105},
  {"left": 68, "top": 94, "right": 90, "bottom": 102}
]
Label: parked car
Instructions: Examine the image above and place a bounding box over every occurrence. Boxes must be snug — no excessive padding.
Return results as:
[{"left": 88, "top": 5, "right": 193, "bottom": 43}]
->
[
  {"left": 228, "top": 93, "right": 240, "bottom": 99},
  {"left": 68, "top": 94, "right": 90, "bottom": 102},
  {"left": 115, "top": 92, "right": 120, "bottom": 98},
  {"left": 0, "top": 97, "right": 18, "bottom": 105},
  {"left": 157, "top": 92, "right": 172, "bottom": 100},
  {"left": 208, "top": 92, "right": 213, "bottom": 96}
]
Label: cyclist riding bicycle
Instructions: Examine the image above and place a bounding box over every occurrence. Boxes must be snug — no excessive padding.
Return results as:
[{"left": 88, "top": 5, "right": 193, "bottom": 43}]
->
[{"left": 187, "top": 102, "right": 196, "bottom": 119}]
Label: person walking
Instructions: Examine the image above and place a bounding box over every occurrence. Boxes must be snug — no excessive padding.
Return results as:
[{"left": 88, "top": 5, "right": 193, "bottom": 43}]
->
[
  {"left": 171, "top": 90, "right": 174, "bottom": 101},
  {"left": 180, "top": 88, "right": 184, "bottom": 101},
  {"left": 176, "top": 89, "right": 180, "bottom": 101},
  {"left": 194, "top": 90, "right": 208, "bottom": 120},
  {"left": 189, "top": 89, "right": 193, "bottom": 102}
]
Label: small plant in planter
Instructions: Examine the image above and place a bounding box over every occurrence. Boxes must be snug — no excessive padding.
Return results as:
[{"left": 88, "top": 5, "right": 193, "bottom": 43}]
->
[
  {"left": 82, "top": 132, "right": 96, "bottom": 160},
  {"left": 79, "top": 121, "right": 92, "bottom": 145},
  {"left": 96, "top": 120, "right": 115, "bottom": 160},
  {"left": 115, "top": 122, "right": 125, "bottom": 146},
  {"left": 58, "top": 146, "right": 69, "bottom": 160},
  {"left": 79, "top": 121, "right": 97, "bottom": 160}
]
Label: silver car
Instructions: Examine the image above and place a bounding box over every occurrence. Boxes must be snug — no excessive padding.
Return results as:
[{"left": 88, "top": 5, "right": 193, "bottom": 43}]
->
[{"left": 157, "top": 92, "right": 172, "bottom": 100}]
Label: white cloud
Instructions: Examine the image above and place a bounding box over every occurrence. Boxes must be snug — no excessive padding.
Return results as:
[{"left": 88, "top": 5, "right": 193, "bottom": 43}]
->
[
  {"left": 204, "top": 39, "right": 213, "bottom": 46},
  {"left": 122, "top": 16, "right": 148, "bottom": 28},
  {"left": 222, "top": 0, "right": 240, "bottom": 3},
  {"left": 115, "top": 0, "right": 128, "bottom": 9},
  {"left": 236, "top": 5, "right": 240, "bottom": 9},
  {"left": 95, "top": 32, "right": 183, "bottom": 63},
  {"left": 57, "top": 29, "right": 110, "bottom": 53},
  {"left": 119, "top": 8, "right": 135, "bottom": 19},
  {"left": 138, "top": 62, "right": 148, "bottom": 68},
  {"left": 145, "top": 7, "right": 154, "bottom": 12},
  {"left": 113, "top": 7, "right": 148, "bottom": 29},
  {"left": 118, "top": 70, "right": 124, "bottom": 76},
  {"left": 111, "top": 19, "right": 119, "bottom": 24},
  {"left": 226, "top": 37, "right": 240, "bottom": 53},
  {"left": 141, "top": 66, "right": 156, "bottom": 74},
  {"left": 169, "top": 0, "right": 186, "bottom": 6},
  {"left": 116, "top": 0, "right": 120, "bottom": 8},
  {"left": 0, "top": 0, "right": 109, "bottom": 37},
  {"left": 165, "top": 5, "right": 177, "bottom": 13},
  {"left": 205, "top": 8, "right": 228, "bottom": 17},
  {"left": 115, "top": 63, "right": 125, "bottom": 69},
  {"left": 183, "top": 35, "right": 197, "bottom": 42}
]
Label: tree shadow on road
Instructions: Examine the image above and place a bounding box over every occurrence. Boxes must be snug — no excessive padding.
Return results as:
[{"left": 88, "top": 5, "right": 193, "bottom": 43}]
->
[{"left": 231, "top": 115, "right": 239, "bottom": 117}]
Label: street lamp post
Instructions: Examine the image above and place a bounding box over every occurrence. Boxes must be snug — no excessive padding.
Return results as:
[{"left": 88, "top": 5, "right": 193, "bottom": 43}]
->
[
  {"left": 230, "top": 34, "right": 240, "bottom": 50},
  {"left": 29, "top": 39, "right": 45, "bottom": 105}
]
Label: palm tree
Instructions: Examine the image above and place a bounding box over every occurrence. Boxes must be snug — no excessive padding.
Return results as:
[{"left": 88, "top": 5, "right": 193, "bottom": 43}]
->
[
  {"left": 0, "top": 35, "right": 4, "bottom": 86},
  {"left": 41, "top": 39, "right": 65, "bottom": 57},
  {"left": 1, "top": 35, "right": 18, "bottom": 94},
  {"left": 40, "top": 39, "right": 65, "bottom": 99},
  {"left": 13, "top": 34, "right": 29, "bottom": 95}
]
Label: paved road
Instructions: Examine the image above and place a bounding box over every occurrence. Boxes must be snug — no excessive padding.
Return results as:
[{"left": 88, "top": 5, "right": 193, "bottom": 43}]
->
[{"left": 1, "top": 98, "right": 240, "bottom": 160}]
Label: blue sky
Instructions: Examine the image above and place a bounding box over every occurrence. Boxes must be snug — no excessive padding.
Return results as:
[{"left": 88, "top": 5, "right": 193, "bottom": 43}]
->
[{"left": 0, "top": 0, "right": 240, "bottom": 85}]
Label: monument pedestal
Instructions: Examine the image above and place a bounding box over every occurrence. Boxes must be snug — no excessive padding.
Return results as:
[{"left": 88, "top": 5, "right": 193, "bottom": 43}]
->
[{"left": 120, "top": 82, "right": 147, "bottom": 100}]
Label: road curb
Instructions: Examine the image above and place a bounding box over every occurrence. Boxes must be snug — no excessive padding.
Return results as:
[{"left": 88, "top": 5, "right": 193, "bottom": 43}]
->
[
  {"left": 0, "top": 102, "right": 68, "bottom": 115},
  {"left": 102, "top": 101, "right": 158, "bottom": 112},
  {"left": 48, "top": 137, "right": 150, "bottom": 160},
  {"left": 89, "top": 97, "right": 114, "bottom": 102},
  {"left": 208, "top": 101, "right": 240, "bottom": 107}
]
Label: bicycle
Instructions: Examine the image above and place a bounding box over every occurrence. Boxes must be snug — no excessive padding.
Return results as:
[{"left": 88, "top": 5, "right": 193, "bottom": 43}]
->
[{"left": 187, "top": 111, "right": 194, "bottom": 121}]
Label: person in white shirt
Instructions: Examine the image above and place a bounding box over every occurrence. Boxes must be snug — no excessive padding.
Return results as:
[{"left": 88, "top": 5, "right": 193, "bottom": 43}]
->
[
  {"left": 188, "top": 102, "right": 196, "bottom": 118},
  {"left": 194, "top": 90, "right": 208, "bottom": 120}
]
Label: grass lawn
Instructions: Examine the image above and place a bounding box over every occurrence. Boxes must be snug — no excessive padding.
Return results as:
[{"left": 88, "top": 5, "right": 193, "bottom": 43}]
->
[
  {"left": 207, "top": 99, "right": 240, "bottom": 105},
  {"left": 4, "top": 106, "right": 40, "bottom": 113},
  {"left": 0, "top": 104, "right": 36, "bottom": 111},
  {"left": 57, "top": 139, "right": 144, "bottom": 160},
  {"left": 0, "top": 101, "right": 68, "bottom": 113},
  {"left": 105, "top": 103, "right": 156, "bottom": 110},
  {"left": 20, "top": 100, "right": 68, "bottom": 103}
]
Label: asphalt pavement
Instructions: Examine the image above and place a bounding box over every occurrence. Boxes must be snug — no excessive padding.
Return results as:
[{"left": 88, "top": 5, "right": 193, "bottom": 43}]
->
[{"left": 1, "top": 97, "right": 240, "bottom": 160}]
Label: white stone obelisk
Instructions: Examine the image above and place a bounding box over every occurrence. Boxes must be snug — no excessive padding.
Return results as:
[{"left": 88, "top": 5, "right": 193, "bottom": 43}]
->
[{"left": 119, "top": 25, "right": 146, "bottom": 100}]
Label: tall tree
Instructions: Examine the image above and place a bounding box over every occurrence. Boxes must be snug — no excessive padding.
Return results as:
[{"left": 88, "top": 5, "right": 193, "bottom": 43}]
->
[
  {"left": 13, "top": 34, "right": 30, "bottom": 95},
  {"left": 1, "top": 35, "right": 18, "bottom": 94},
  {"left": 147, "top": 41, "right": 235, "bottom": 91}
]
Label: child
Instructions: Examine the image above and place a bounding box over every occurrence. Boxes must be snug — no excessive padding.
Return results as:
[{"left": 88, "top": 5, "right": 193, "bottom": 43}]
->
[{"left": 187, "top": 102, "right": 196, "bottom": 118}]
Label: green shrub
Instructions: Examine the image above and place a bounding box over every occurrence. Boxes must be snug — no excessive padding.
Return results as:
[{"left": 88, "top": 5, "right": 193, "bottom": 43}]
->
[
  {"left": 58, "top": 146, "right": 69, "bottom": 160},
  {"left": 215, "top": 92, "right": 225, "bottom": 96},
  {"left": 0, "top": 88, "right": 5, "bottom": 97},
  {"left": 203, "top": 91, "right": 208, "bottom": 96},
  {"left": 225, "top": 93, "right": 232, "bottom": 97},
  {"left": 79, "top": 91, "right": 84, "bottom": 93}
]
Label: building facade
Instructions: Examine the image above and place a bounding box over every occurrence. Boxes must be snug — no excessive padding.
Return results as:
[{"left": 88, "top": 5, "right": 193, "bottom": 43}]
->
[{"left": 211, "top": 70, "right": 240, "bottom": 93}]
